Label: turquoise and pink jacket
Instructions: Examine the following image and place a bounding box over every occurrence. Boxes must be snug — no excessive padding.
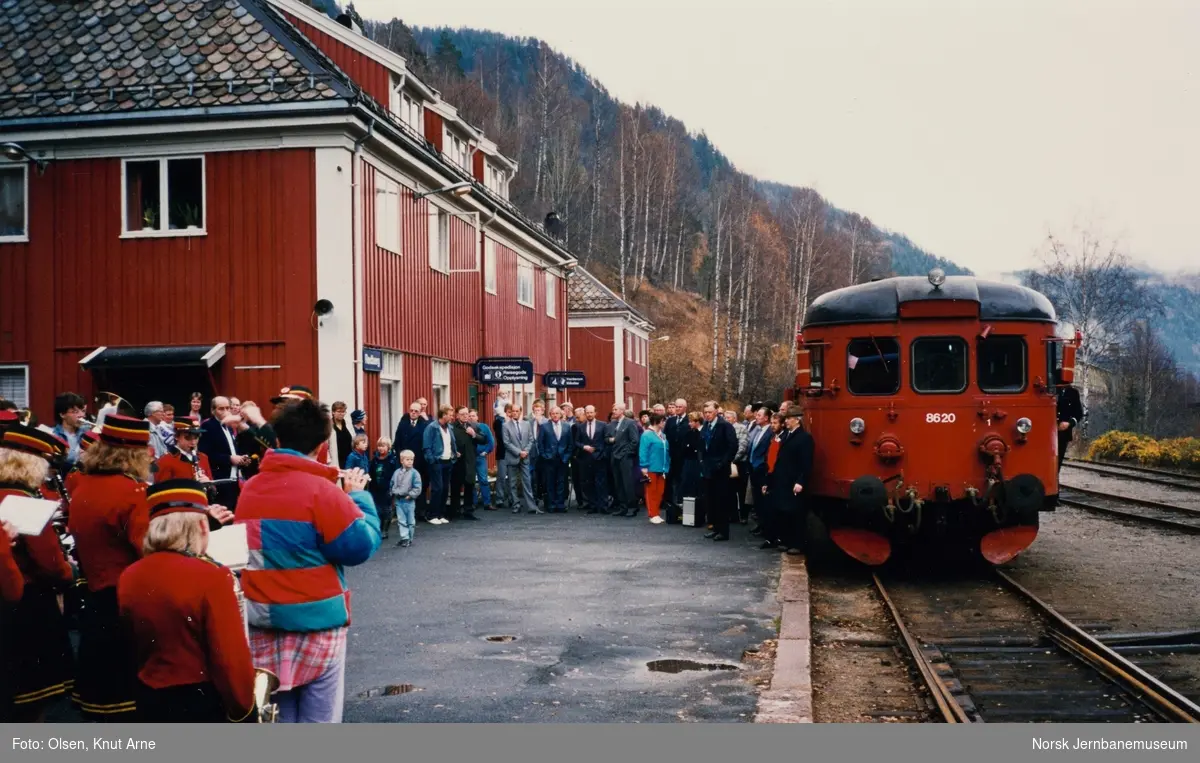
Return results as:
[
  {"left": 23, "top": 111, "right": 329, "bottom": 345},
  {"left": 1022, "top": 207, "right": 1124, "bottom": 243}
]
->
[{"left": 235, "top": 449, "right": 381, "bottom": 632}]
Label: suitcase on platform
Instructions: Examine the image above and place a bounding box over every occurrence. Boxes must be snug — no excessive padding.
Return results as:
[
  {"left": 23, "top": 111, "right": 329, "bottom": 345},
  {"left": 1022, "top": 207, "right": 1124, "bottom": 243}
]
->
[{"left": 682, "top": 497, "right": 698, "bottom": 526}]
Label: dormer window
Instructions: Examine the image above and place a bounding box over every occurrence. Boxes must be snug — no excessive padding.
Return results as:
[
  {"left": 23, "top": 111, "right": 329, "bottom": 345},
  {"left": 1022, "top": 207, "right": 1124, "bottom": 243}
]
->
[
  {"left": 389, "top": 77, "right": 423, "bottom": 132},
  {"left": 442, "top": 128, "right": 470, "bottom": 170},
  {"left": 484, "top": 162, "right": 509, "bottom": 200}
]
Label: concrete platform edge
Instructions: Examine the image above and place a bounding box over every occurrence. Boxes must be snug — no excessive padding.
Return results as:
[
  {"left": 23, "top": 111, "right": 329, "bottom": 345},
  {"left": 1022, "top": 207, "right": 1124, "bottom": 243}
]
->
[{"left": 754, "top": 555, "right": 812, "bottom": 723}]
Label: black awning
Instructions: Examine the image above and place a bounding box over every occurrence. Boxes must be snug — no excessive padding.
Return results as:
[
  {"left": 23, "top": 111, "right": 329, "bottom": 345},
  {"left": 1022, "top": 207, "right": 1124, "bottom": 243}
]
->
[{"left": 79, "top": 343, "right": 226, "bottom": 369}]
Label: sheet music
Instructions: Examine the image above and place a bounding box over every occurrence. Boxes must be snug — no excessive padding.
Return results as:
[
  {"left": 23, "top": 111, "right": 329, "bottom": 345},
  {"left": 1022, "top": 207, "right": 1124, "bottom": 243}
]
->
[
  {"left": 0, "top": 495, "right": 60, "bottom": 536},
  {"left": 207, "top": 523, "right": 249, "bottom": 570}
]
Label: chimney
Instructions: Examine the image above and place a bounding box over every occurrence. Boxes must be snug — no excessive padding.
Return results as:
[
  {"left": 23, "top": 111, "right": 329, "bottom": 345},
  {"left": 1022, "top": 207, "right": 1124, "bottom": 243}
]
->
[
  {"left": 336, "top": 3, "right": 364, "bottom": 34},
  {"left": 544, "top": 211, "right": 563, "bottom": 240}
]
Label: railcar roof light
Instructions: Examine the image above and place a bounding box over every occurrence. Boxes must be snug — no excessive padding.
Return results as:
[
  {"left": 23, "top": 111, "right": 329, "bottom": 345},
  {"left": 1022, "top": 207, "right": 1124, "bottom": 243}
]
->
[
  {"left": 1016, "top": 417, "right": 1032, "bottom": 434},
  {"left": 850, "top": 417, "right": 866, "bottom": 435},
  {"left": 928, "top": 268, "right": 946, "bottom": 289}
]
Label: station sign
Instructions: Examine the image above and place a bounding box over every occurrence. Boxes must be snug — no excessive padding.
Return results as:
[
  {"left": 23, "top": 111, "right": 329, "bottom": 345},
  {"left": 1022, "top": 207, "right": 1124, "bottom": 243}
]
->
[
  {"left": 475, "top": 356, "right": 534, "bottom": 384},
  {"left": 543, "top": 371, "right": 586, "bottom": 389},
  {"left": 362, "top": 347, "right": 383, "bottom": 373}
]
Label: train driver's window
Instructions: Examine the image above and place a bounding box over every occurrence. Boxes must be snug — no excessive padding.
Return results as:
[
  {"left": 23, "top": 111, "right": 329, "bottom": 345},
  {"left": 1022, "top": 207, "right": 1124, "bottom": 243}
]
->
[
  {"left": 847, "top": 338, "right": 900, "bottom": 394},
  {"left": 978, "top": 336, "right": 1026, "bottom": 393},
  {"left": 912, "top": 337, "right": 968, "bottom": 394}
]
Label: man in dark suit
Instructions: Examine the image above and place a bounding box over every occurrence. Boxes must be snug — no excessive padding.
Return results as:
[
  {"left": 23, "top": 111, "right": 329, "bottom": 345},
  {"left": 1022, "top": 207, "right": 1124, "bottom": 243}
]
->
[
  {"left": 198, "top": 395, "right": 249, "bottom": 510},
  {"left": 663, "top": 398, "right": 688, "bottom": 512},
  {"left": 450, "top": 406, "right": 486, "bottom": 520},
  {"left": 745, "top": 407, "right": 776, "bottom": 547},
  {"left": 606, "top": 403, "right": 640, "bottom": 517},
  {"left": 574, "top": 405, "right": 609, "bottom": 513},
  {"left": 395, "top": 401, "right": 431, "bottom": 519},
  {"left": 537, "top": 406, "right": 574, "bottom": 513},
  {"left": 1055, "top": 368, "right": 1083, "bottom": 476},
  {"left": 699, "top": 400, "right": 738, "bottom": 541},
  {"left": 766, "top": 409, "right": 814, "bottom": 554}
]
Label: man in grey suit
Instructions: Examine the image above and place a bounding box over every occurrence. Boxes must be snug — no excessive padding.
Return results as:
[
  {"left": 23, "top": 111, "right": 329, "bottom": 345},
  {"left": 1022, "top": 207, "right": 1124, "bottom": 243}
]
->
[
  {"left": 503, "top": 404, "right": 541, "bottom": 514},
  {"left": 606, "top": 403, "right": 641, "bottom": 517}
]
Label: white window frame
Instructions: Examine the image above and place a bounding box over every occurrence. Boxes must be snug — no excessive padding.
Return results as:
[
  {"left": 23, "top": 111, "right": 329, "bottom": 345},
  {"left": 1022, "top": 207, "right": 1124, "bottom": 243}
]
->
[
  {"left": 375, "top": 173, "right": 401, "bottom": 254},
  {"left": 0, "top": 364, "right": 30, "bottom": 408},
  {"left": 379, "top": 351, "right": 403, "bottom": 440},
  {"left": 545, "top": 272, "right": 557, "bottom": 318},
  {"left": 484, "top": 238, "right": 497, "bottom": 294},
  {"left": 428, "top": 206, "right": 451, "bottom": 274},
  {"left": 432, "top": 358, "right": 451, "bottom": 411},
  {"left": 516, "top": 259, "right": 535, "bottom": 309},
  {"left": 0, "top": 163, "right": 29, "bottom": 243},
  {"left": 120, "top": 156, "right": 206, "bottom": 238}
]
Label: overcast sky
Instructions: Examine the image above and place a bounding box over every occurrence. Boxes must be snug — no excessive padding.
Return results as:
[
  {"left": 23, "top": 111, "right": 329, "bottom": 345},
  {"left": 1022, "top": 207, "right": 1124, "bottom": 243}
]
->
[{"left": 353, "top": 0, "right": 1197, "bottom": 279}]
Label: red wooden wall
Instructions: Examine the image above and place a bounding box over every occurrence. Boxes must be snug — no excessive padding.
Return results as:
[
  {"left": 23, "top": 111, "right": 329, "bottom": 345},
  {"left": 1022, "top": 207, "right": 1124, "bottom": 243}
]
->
[
  {"left": 566, "top": 325, "right": 615, "bottom": 412},
  {"left": 624, "top": 330, "right": 649, "bottom": 409},
  {"left": 0, "top": 150, "right": 318, "bottom": 421},
  {"left": 283, "top": 12, "right": 391, "bottom": 105}
]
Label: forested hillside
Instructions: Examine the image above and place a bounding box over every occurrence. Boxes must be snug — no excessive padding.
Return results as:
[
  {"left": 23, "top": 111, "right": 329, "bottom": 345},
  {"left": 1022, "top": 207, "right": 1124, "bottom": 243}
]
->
[{"left": 303, "top": 3, "right": 972, "bottom": 401}]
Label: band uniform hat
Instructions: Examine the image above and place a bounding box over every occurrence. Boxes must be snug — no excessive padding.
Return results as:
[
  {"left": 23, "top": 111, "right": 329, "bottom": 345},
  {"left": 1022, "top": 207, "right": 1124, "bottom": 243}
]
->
[
  {"left": 0, "top": 425, "right": 69, "bottom": 461},
  {"left": 0, "top": 409, "right": 18, "bottom": 430},
  {"left": 99, "top": 414, "right": 152, "bottom": 448},
  {"left": 270, "top": 385, "right": 315, "bottom": 405},
  {"left": 145, "top": 478, "right": 210, "bottom": 519},
  {"left": 79, "top": 429, "right": 99, "bottom": 452},
  {"left": 173, "top": 419, "right": 202, "bottom": 437}
]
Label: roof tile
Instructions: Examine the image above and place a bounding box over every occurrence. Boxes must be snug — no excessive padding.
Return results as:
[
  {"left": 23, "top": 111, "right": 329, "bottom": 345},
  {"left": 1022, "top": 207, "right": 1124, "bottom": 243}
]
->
[
  {"left": 567, "top": 267, "right": 650, "bottom": 324},
  {"left": 0, "top": 0, "right": 344, "bottom": 121}
]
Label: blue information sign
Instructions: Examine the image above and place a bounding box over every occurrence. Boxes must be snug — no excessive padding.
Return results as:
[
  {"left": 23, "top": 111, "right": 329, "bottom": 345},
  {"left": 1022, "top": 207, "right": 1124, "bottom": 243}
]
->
[
  {"left": 543, "top": 371, "right": 586, "bottom": 389},
  {"left": 362, "top": 347, "right": 383, "bottom": 373},
  {"left": 475, "top": 357, "right": 534, "bottom": 384}
]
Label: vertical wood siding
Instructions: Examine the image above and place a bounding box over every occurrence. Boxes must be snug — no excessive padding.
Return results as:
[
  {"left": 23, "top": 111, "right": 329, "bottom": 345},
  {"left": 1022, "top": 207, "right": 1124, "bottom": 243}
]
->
[
  {"left": 565, "top": 326, "right": 616, "bottom": 412},
  {"left": 283, "top": 13, "right": 392, "bottom": 105},
  {"left": 1, "top": 150, "right": 318, "bottom": 420}
]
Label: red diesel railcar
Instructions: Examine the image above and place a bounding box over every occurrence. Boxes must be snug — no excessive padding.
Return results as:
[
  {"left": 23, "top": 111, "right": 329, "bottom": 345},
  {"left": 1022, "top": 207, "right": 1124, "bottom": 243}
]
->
[{"left": 791, "top": 270, "right": 1078, "bottom": 566}]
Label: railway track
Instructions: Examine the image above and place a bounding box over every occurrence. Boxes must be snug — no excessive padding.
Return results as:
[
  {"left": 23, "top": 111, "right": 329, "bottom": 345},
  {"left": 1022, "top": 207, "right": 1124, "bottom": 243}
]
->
[
  {"left": 873, "top": 571, "right": 1200, "bottom": 723},
  {"left": 1064, "top": 458, "right": 1200, "bottom": 492},
  {"left": 1057, "top": 486, "right": 1200, "bottom": 535}
]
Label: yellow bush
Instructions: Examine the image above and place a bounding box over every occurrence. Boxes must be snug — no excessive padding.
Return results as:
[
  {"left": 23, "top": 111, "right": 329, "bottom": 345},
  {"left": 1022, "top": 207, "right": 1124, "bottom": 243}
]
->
[{"left": 1086, "top": 430, "right": 1200, "bottom": 472}]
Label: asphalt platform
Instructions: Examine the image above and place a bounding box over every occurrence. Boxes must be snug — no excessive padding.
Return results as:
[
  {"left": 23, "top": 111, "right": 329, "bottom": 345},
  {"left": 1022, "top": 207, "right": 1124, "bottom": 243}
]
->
[{"left": 341, "top": 510, "right": 779, "bottom": 722}]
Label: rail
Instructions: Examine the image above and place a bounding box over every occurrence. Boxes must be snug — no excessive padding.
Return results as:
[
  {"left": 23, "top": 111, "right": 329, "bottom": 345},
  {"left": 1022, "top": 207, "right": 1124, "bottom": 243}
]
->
[
  {"left": 1063, "top": 458, "right": 1200, "bottom": 492},
  {"left": 1057, "top": 486, "right": 1200, "bottom": 535},
  {"left": 872, "top": 572, "right": 1200, "bottom": 723}
]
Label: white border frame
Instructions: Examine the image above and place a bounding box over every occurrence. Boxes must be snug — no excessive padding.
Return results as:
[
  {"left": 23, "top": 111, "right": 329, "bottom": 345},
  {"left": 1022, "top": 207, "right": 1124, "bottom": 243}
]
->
[
  {"left": 516, "top": 259, "right": 535, "bottom": 309},
  {"left": 0, "top": 364, "right": 30, "bottom": 408},
  {"left": 0, "top": 163, "right": 29, "bottom": 243},
  {"left": 120, "top": 155, "right": 207, "bottom": 239}
]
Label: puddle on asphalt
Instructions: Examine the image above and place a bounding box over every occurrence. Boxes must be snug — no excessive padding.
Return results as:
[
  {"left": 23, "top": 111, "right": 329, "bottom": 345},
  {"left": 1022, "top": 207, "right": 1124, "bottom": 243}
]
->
[
  {"left": 359, "top": 684, "right": 417, "bottom": 697},
  {"left": 484, "top": 635, "right": 518, "bottom": 642},
  {"left": 646, "top": 659, "right": 739, "bottom": 674}
]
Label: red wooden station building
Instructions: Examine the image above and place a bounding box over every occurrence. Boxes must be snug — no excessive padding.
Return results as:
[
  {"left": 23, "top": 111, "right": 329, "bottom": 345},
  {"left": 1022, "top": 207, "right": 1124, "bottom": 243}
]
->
[
  {"left": 0, "top": 0, "right": 639, "bottom": 443},
  {"left": 566, "top": 268, "right": 654, "bottom": 414}
]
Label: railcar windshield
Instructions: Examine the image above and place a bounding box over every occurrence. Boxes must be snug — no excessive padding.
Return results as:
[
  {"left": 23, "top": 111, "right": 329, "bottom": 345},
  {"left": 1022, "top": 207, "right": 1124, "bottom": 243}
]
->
[
  {"left": 912, "top": 337, "right": 968, "bottom": 393},
  {"left": 847, "top": 338, "right": 900, "bottom": 394},
  {"left": 978, "top": 336, "right": 1026, "bottom": 393}
]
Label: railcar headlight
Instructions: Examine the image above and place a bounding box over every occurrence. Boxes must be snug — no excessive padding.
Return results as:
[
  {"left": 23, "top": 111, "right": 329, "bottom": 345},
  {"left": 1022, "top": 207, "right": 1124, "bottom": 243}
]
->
[
  {"left": 1016, "top": 417, "right": 1032, "bottom": 434},
  {"left": 928, "top": 268, "right": 946, "bottom": 287},
  {"left": 849, "top": 417, "right": 866, "bottom": 435}
]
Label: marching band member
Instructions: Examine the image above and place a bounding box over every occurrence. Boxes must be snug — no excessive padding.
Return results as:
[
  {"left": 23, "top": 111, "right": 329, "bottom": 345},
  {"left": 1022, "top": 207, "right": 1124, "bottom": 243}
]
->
[
  {"left": 118, "top": 479, "right": 256, "bottom": 722},
  {"left": 1, "top": 520, "right": 24, "bottom": 603},
  {"left": 67, "top": 414, "right": 154, "bottom": 720},
  {"left": 70, "top": 415, "right": 234, "bottom": 720},
  {"left": 154, "top": 419, "right": 214, "bottom": 483},
  {"left": 0, "top": 425, "right": 76, "bottom": 722}
]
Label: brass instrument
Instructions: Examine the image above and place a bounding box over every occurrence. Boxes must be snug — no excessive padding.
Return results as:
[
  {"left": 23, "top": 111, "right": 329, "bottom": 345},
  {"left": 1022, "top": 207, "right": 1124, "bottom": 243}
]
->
[
  {"left": 253, "top": 669, "right": 280, "bottom": 723},
  {"left": 229, "top": 562, "right": 279, "bottom": 722}
]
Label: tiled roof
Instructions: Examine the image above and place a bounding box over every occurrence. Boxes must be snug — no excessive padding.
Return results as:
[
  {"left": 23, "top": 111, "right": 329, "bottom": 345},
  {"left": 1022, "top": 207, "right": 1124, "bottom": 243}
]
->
[
  {"left": 0, "top": 0, "right": 347, "bottom": 120},
  {"left": 567, "top": 267, "right": 651, "bottom": 324}
]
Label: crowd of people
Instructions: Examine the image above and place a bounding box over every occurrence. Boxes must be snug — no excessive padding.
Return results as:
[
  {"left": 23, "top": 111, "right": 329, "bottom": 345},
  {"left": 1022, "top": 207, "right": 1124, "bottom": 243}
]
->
[{"left": 0, "top": 384, "right": 814, "bottom": 725}]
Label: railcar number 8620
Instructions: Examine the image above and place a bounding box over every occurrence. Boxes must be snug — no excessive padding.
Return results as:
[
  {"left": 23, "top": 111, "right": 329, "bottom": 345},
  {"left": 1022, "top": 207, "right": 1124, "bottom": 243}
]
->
[{"left": 925, "top": 413, "right": 957, "bottom": 423}]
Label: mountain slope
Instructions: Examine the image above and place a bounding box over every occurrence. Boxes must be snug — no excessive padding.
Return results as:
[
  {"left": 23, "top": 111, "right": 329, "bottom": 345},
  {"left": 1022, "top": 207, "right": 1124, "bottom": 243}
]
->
[{"left": 309, "top": 3, "right": 976, "bottom": 400}]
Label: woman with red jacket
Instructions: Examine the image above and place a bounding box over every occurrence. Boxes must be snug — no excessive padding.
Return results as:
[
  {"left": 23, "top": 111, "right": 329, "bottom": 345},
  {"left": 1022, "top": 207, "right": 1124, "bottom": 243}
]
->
[
  {"left": 118, "top": 479, "right": 256, "bottom": 722},
  {"left": 67, "top": 415, "right": 155, "bottom": 720},
  {"left": 0, "top": 425, "right": 76, "bottom": 722}
]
